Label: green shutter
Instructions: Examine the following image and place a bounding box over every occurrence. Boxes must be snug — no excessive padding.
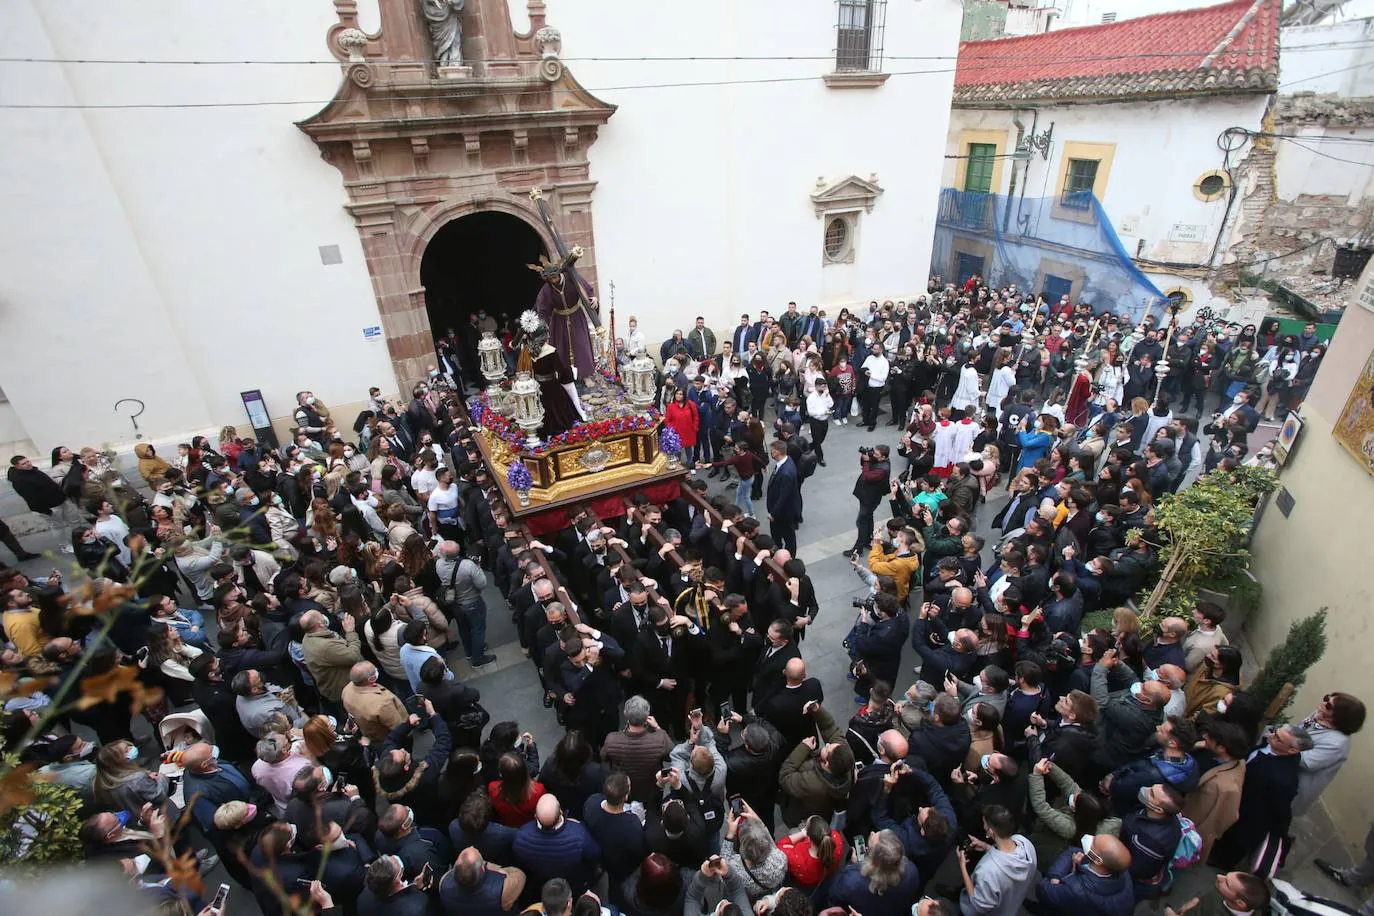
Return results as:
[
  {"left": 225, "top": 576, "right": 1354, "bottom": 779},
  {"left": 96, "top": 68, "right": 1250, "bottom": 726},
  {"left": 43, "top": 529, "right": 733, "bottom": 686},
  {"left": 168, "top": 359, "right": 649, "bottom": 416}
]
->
[{"left": 964, "top": 143, "right": 996, "bottom": 193}]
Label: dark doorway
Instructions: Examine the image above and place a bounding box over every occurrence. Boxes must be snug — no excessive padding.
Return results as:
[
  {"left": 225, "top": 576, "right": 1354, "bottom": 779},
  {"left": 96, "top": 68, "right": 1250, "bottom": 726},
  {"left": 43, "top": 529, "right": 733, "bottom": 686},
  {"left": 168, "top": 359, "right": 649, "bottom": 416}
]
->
[
  {"left": 420, "top": 211, "right": 548, "bottom": 340},
  {"left": 1041, "top": 273, "right": 1073, "bottom": 305},
  {"left": 954, "top": 251, "right": 985, "bottom": 286}
]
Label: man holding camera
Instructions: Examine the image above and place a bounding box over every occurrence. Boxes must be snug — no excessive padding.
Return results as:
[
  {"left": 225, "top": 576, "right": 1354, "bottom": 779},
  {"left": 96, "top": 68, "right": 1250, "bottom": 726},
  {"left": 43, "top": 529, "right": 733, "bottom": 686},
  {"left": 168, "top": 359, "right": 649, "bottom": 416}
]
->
[{"left": 845, "top": 446, "right": 891, "bottom": 560}]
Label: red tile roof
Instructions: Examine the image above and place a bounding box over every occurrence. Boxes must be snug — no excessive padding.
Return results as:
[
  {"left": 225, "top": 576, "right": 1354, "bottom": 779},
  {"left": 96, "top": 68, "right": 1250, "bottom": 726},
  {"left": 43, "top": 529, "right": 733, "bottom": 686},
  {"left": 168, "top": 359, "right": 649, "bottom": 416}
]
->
[{"left": 954, "top": 0, "right": 1280, "bottom": 105}]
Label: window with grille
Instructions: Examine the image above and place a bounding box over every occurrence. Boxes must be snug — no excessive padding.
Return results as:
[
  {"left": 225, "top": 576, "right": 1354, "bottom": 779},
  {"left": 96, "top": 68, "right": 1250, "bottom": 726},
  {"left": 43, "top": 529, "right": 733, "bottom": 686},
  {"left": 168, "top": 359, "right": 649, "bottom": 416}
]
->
[
  {"left": 1061, "top": 158, "right": 1099, "bottom": 209},
  {"left": 1101, "top": 12, "right": 1118, "bottom": 22},
  {"left": 836, "top": 0, "right": 888, "bottom": 72},
  {"left": 824, "top": 217, "right": 851, "bottom": 261},
  {"left": 964, "top": 143, "right": 997, "bottom": 193}
]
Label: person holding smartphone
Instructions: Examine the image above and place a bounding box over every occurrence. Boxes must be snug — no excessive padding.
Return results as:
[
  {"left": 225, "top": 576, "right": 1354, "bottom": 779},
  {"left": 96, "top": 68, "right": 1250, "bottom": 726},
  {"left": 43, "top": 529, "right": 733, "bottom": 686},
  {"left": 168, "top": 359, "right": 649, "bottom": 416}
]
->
[{"left": 357, "top": 853, "right": 431, "bottom": 916}]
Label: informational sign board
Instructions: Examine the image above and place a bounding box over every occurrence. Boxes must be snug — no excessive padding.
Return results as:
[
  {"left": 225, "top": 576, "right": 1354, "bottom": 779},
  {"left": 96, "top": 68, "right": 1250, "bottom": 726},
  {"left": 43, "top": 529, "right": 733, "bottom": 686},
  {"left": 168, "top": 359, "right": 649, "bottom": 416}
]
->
[{"left": 240, "top": 389, "right": 279, "bottom": 449}]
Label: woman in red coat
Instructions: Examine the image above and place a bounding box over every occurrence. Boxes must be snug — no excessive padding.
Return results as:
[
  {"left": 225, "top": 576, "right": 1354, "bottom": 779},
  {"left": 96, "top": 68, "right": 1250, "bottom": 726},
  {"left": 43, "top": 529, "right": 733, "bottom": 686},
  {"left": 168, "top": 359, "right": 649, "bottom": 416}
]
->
[{"left": 664, "top": 387, "right": 700, "bottom": 465}]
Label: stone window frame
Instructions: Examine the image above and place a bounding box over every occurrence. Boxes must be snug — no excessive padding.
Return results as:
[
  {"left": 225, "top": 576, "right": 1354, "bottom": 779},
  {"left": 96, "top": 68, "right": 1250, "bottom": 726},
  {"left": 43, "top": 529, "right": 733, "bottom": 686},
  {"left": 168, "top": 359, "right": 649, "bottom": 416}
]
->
[
  {"left": 822, "top": 212, "right": 858, "bottom": 265},
  {"left": 1193, "top": 169, "right": 1231, "bottom": 202}
]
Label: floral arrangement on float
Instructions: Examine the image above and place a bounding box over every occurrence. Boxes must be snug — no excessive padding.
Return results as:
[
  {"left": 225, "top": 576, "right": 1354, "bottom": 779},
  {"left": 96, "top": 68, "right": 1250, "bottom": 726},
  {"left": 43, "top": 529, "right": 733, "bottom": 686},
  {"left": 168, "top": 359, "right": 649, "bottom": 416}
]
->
[
  {"left": 507, "top": 461, "right": 534, "bottom": 506},
  {"left": 659, "top": 426, "right": 682, "bottom": 467},
  {"left": 470, "top": 392, "right": 659, "bottom": 455}
]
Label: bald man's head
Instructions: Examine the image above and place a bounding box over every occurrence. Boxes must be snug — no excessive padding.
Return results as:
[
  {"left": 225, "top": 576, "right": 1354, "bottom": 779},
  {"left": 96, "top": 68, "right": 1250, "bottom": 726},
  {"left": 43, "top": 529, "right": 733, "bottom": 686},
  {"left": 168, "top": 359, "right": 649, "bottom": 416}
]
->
[
  {"left": 454, "top": 847, "right": 485, "bottom": 888},
  {"left": 1091, "top": 834, "right": 1131, "bottom": 873},
  {"left": 878, "top": 729, "right": 908, "bottom": 763},
  {"left": 439, "top": 540, "right": 460, "bottom": 560},
  {"left": 1160, "top": 617, "right": 1188, "bottom": 640},
  {"left": 784, "top": 658, "right": 806, "bottom": 684},
  {"left": 951, "top": 587, "right": 974, "bottom": 608},
  {"left": 349, "top": 661, "right": 377, "bottom": 686},
  {"left": 1140, "top": 681, "right": 1172, "bottom": 708},
  {"left": 1155, "top": 664, "right": 1186, "bottom": 689},
  {"left": 534, "top": 794, "right": 562, "bottom": 829},
  {"left": 181, "top": 742, "right": 216, "bottom": 774}
]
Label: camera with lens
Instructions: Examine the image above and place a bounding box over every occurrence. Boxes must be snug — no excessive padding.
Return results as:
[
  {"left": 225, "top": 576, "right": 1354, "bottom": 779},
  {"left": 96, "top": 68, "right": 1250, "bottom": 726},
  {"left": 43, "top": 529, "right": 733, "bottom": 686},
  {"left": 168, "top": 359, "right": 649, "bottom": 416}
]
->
[{"left": 858, "top": 446, "right": 873, "bottom": 456}]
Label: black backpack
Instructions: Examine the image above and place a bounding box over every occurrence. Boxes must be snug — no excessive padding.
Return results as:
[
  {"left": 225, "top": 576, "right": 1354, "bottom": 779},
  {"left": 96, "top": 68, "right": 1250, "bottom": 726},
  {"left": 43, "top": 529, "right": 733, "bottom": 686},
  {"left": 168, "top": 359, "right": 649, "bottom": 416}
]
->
[{"left": 796, "top": 437, "right": 819, "bottom": 480}]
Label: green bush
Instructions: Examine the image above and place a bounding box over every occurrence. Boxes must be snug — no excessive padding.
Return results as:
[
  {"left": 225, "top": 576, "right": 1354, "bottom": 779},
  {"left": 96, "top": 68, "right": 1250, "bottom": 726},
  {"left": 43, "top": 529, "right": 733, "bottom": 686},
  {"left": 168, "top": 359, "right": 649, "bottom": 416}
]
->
[
  {"left": 0, "top": 755, "right": 84, "bottom": 873},
  {"left": 1141, "top": 466, "right": 1276, "bottom": 619},
  {"left": 1250, "top": 608, "right": 1328, "bottom": 716}
]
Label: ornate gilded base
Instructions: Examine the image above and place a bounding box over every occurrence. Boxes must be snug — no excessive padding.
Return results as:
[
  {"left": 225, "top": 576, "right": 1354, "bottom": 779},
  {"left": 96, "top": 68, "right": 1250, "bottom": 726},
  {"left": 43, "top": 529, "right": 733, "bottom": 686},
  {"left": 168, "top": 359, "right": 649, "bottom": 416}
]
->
[{"left": 474, "top": 423, "right": 679, "bottom": 513}]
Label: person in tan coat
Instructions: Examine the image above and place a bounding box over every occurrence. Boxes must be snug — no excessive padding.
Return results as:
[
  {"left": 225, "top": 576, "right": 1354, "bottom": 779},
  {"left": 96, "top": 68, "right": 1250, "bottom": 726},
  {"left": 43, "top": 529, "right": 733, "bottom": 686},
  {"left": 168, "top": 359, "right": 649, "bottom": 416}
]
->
[
  {"left": 1183, "top": 721, "right": 1248, "bottom": 863},
  {"left": 393, "top": 576, "right": 452, "bottom": 650},
  {"left": 340, "top": 661, "right": 408, "bottom": 742},
  {"left": 300, "top": 610, "right": 363, "bottom": 705}
]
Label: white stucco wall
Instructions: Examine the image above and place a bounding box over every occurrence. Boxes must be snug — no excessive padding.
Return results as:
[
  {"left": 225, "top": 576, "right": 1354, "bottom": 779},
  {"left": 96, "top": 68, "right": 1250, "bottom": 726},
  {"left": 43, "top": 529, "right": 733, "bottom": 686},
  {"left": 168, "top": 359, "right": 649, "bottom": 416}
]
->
[
  {"left": 1281, "top": 17, "right": 1374, "bottom": 94},
  {"left": 0, "top": 0, "right": 396, "bottom": 455},
  {"left": 0, "top": 0, "right": 960, "bottom": 451},
  {"left": 553, "top": 0, "right": 963, "bottom": 347},
  {"left": 945, "top": 95, "right": 1269, "bottom": 266},
  {"left": 1273, "top": 124, "right": 1374, "bottom": 205}
]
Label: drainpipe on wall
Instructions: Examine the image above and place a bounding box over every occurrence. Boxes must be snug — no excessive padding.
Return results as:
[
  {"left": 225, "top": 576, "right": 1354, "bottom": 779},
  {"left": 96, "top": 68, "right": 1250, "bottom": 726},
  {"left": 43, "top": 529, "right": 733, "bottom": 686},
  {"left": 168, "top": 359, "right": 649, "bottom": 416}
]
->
[{"left": 1004, "top": 110, "right": 1029, "bottom": 234}]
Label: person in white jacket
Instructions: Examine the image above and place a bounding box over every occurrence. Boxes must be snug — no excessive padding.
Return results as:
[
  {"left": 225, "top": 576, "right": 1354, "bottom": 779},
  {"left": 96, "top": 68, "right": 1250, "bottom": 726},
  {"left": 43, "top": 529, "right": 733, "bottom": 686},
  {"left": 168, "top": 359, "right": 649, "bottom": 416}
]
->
[
  {"left": 174, "top": 534, "right": 226, "bottom": 605},
  {"left": 986, "top": 354, "right": 1016, "bottom": 418},
  {"left": 1293, "top": 691, "right": 1365, "bottom": 816},
  {"left": 951, "top": 358, "right": 984, "bottom": 414}
]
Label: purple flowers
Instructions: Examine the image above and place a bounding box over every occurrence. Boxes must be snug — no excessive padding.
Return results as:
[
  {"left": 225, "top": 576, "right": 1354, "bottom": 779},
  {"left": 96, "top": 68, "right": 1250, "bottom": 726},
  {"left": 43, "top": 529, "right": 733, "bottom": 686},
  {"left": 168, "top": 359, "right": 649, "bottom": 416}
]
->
[
  {"left": 507, "top": 461, "right": 534, "bottom": 491},
  {"left": 659, "top": 426, "right": 681, "bottom": 455}
]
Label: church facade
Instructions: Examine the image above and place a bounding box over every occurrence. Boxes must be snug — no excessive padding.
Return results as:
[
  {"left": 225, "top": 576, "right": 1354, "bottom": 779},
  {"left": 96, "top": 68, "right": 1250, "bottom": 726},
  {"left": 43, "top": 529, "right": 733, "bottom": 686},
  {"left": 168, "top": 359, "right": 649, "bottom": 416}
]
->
[{"left": 0, "top": 0, "right": 961, "bottom": 455}]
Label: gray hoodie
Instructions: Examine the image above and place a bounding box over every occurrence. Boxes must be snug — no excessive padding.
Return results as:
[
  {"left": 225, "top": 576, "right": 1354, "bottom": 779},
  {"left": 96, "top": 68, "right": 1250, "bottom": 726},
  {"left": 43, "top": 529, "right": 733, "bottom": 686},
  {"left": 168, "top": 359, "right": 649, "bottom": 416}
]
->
[{"left": 960, "top": 834, "right": 1038, "bottom": 916}]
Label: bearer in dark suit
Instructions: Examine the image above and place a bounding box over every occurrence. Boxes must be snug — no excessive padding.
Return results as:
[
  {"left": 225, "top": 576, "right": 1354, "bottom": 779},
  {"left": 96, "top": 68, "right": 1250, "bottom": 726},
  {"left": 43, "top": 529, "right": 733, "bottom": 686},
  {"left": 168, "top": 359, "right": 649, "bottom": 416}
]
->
[{"left": 765, "top": 440, "right": 801, "bottom": 554}]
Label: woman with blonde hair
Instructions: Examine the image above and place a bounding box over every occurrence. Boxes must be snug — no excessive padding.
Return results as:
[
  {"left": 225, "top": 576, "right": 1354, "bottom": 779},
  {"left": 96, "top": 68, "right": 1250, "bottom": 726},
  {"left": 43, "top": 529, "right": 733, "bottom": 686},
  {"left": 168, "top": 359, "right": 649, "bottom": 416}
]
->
[
  {"left": 93, "top": 739, "right": 170, "bottom": 812},
  {"left": 384, "top": 501, "right": 417, "bottom": 550}
]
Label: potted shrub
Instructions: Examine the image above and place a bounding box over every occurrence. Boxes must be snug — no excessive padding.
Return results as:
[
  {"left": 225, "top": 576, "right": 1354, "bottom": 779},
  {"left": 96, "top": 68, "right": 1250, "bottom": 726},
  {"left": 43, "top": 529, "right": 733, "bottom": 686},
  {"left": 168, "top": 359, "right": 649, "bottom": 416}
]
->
[{"left": 1138, "top": 465, "right": 1277, "bottom": 635}]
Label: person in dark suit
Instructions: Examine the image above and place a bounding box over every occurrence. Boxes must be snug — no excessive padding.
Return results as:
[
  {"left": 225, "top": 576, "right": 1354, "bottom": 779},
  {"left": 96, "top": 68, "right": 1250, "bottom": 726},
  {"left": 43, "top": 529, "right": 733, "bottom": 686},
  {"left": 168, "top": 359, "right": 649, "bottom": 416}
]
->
[
  {"left": 751, "top": 619, "right": 800, "bottom": 713},
  {"left": 731, "top": 313, "right": 758, "bottom": 354},
  {"left": 910, "top": 604, "right": 980, "bottom": 688},
  {"left": 1210, "top": 724, "right": 1312, "bottom": 869},
  {"left": 907, "top": 695, "right": 972, "bottom": 788},
  {"left": 630, "top": 605, "right": 701, "bottom": 739},
  {"left": 765, "top": 440, "right": 801, "bottom": 553},
  {"left": 756, "top": 656, "right": 825, "bottom": 750}
]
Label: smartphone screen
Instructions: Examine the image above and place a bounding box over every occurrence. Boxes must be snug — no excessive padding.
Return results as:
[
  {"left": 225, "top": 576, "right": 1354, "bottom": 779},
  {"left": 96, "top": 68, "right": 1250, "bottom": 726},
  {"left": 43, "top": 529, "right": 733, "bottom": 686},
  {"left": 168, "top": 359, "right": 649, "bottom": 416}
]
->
[
  {"left": 729, "top": 795, "right": 743, "bottom": 816},
  {"left": 210, "top": 883, "right": 230, "bottom": 913},
  {"left": 718, "top": 701, "right": 732, "bottom": 721},
  {"left": 418, "top": 862, "right": 434, "bottom": 887},
  {"left": 689, "top": 707, "right": 702, "bottom": 719}
]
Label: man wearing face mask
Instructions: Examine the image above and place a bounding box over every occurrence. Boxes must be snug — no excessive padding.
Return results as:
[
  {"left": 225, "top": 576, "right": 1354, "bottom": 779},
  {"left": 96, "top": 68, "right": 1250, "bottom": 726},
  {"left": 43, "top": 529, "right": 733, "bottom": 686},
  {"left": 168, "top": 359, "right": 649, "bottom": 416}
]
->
[
  {"left": 294, "top": 391, "right": 328, "bottom": 443},
  {"left": 1035, "top": 833, "right": 1135, "bottom": 916},
  {"left": 359, "top": 853, "right": 431, "bottom": 916},
  {"left": 180, "top": 741, "right": 253, "bottom": 836},
  {"left": 375, "top": 802, "right": 450, "bottom": 884},
  {"left": 232, "top": 487, "right": 272, "bottom": 545},
  {"left": 286, "top": 763, "right": 374, "bottom": 844},
  {"left": 1102, "top": 715, "right": 1198, "bottom": 815},
  {"left": 951, "top": 751, "right": 1024, "bottom": 837},
  {"left": 1118, "top": 782, "right": 1184, "bottom": 900},
  {"left": 375, "top": 698, "right": 453, "bottom": 829},
  {"left": 1091, "top": 649, "right": 1170, "bottom": 772}
]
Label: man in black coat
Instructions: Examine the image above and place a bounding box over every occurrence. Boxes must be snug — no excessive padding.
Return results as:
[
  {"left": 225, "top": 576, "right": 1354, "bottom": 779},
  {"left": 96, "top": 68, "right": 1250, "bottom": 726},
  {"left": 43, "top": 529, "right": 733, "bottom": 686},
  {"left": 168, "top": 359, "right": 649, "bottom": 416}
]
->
[
  {"left": 723, "top": 714, "right": 785, "bottom": 833},
  {"left": 765, "top": 441, "right": 801, "bottom": 553},
  {"left": 750, "top": 618, "right": 801, "bottom": 714},
  {"left": 631, "top": 606, "right": 701, "bottom": 739},
  {"left": 910, "top": 605, "right": 980, "bottom": 688},
  {"left": 907, "top": 695, "right": 972, "bottom": 788},
  {"left": 1210, "top": 724, "right": 1311, "bottom": 869},
  {"left": 756, "top": 656, "right": 825, "bottom": 751},
  {"left": 373, "top": 700, "right": 452, "bottom": 830}
]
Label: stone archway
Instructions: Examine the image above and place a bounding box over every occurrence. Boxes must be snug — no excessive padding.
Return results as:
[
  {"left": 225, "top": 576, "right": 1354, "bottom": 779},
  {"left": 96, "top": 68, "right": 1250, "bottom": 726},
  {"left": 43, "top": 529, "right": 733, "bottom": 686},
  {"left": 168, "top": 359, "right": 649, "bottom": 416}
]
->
[
  {"left": 420, "top": 210, "right": 549, "bottom": 337},
  {"left": 298, "top": 0, "right": 615, "bottom": 394}
]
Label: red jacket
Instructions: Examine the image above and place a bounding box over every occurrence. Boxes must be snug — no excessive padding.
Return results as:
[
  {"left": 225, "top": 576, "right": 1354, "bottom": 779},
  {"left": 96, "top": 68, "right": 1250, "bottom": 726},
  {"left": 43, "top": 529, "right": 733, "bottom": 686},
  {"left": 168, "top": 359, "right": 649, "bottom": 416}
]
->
[
  {"left": 664, "top": 400, "right": 700, "bottom": 447},
  {"left": 487, "top": 780, "right": 547, "bottom": 827}
]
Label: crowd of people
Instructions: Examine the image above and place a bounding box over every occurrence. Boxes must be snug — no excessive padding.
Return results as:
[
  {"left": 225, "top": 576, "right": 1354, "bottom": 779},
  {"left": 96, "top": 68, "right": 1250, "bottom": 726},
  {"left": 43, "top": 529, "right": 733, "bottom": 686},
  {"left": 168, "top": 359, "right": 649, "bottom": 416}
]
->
[{"left": 0, "top": 275, "right": 1357, "bottom": 916}]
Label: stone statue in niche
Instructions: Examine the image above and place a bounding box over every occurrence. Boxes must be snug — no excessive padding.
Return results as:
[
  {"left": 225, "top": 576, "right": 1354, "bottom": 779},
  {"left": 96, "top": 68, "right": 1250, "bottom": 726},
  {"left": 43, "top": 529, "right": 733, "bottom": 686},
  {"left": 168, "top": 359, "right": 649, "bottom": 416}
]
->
[{"left": 419, "top": 0, "right": 465, "bottom": 67}]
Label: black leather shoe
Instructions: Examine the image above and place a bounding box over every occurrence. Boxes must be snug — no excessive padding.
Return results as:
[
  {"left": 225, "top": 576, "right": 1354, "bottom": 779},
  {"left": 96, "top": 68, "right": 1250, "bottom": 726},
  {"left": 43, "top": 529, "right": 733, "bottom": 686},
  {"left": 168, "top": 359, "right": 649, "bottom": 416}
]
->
[{"left": 1315, "top": 859, "right": 1350, "bottom": 887}]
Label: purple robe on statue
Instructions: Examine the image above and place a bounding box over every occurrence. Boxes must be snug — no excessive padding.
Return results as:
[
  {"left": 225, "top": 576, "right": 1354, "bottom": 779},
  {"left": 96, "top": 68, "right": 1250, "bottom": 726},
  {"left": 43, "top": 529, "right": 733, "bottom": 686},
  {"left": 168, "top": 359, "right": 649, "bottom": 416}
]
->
[
  {"left": 535, "top": 265, "right": 597, "bottom": 377},
  {"left": 533, "top": 347, "right": 583, "bottom": 438}
]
